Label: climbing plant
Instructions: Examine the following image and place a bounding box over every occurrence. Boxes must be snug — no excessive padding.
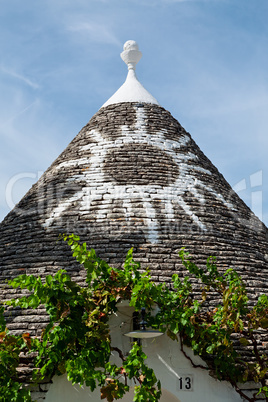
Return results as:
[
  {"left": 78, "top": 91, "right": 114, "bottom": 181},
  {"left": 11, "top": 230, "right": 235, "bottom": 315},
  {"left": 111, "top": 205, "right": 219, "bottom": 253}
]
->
[{"left": 1, "top": 234, "right": 268, "bottom": 401}]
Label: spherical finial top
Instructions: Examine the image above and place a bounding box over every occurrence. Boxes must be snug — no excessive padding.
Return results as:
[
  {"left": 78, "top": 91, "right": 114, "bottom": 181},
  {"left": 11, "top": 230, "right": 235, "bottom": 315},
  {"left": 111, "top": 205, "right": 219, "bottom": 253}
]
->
[
  {"left": 121, "top": 40, "right": 142, "bottom": 70},
  {"left": 123, "top": 40, "right": 139, "bottom": 51}
]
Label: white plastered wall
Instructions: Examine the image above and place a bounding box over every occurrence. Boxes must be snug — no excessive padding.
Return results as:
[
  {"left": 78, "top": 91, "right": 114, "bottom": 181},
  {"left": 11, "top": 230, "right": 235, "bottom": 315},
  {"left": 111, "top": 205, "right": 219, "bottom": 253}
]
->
[{"left": 45, "top": 303, "right": 243, "bottom": 402}]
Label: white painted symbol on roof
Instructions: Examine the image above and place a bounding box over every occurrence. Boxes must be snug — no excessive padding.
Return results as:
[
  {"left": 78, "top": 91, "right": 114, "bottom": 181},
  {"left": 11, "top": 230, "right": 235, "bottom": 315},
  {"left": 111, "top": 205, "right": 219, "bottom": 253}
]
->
[{"left": 43, "top": 106, "right": 235, "bottom": 244}]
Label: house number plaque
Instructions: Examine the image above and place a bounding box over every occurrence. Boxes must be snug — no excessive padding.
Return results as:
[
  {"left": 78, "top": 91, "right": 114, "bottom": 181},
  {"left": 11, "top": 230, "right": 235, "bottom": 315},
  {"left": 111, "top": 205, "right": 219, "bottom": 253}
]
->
[{"left": 177, "top": 375, "right": 194, "bottom": 391}]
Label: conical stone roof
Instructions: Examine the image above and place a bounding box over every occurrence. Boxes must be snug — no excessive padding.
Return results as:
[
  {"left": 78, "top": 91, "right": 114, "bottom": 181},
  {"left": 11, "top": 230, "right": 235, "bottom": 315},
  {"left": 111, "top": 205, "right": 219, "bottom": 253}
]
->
[{"left": 1, "top": 41, "right": 268, "bottom": 337}]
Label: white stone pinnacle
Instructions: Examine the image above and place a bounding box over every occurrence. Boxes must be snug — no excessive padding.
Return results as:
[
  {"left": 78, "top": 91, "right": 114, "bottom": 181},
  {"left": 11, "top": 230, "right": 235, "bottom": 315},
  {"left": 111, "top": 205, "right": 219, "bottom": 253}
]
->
[
  {"left": 120, "top": 40, "right": 142, "bottom": 71},
  {"left": 101, "top": 40, "right": 160, "bottom": 108}
]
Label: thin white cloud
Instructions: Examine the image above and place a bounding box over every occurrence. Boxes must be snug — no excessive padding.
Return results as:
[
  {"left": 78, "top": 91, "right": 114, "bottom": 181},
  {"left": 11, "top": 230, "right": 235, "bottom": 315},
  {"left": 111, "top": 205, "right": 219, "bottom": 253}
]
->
[
  {"left": 0, "top": 66, "right": 39, "bottom": 89},
  {"left": 68, "top": 21, "right": 121, "bottom": 47},
  {"left": 0, "top": 100, "right": 39, "bottom": 130}
]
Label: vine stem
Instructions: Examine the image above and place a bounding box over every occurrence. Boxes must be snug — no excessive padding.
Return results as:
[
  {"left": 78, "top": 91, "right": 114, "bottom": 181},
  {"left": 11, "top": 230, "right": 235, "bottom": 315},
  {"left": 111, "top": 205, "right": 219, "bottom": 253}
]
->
[
  {"left": 179, "top": 334, "right": 207, "bottom": 370},
  {"left": 111, "top": 346, "right": 126, "bottom": 362},
  {"left": 111, "top": 346, "right": 144, "bottom": 387},
  {"left": 111, "top": 346, "right": 128, "bottom": 386},
  {"left": 179, "top": 335, "right": 262, "bottom": 402},
  {"left": 228, "top": 379, "right": 256, "bottom": 402}
]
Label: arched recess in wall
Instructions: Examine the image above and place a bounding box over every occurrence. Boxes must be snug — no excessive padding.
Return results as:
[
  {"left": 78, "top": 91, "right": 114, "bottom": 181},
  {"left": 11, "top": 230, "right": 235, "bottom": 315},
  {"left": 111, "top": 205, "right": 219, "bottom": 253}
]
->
[{"left": 44, "top": 375, "right": 181, "bottom": 402}]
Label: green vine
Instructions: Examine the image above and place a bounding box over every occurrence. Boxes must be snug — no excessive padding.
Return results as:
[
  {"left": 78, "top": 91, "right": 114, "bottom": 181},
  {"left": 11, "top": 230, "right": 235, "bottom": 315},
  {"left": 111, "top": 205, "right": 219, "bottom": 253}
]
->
[{"left": 0, "top": 235, "right": 268, "bottom": 401}]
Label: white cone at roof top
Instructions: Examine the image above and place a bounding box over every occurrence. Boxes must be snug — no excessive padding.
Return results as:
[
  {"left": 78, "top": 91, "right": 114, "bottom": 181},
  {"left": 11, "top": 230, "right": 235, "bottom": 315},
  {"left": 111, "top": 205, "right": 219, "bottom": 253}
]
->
[{"left": 102, "top": 40, "right": 160, "bottom": 108}]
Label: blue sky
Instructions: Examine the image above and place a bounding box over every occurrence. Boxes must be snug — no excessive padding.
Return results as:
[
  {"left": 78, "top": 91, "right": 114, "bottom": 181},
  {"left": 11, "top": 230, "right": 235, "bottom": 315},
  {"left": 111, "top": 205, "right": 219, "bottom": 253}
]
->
[{"left": 0, "top": 0, "right": 268, "bottom": 226}]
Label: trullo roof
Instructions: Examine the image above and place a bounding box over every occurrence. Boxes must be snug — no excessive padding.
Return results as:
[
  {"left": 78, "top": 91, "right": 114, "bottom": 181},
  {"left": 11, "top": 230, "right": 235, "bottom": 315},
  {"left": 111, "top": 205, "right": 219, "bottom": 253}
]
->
[{"left": 1, "top": 40, "right": 268, "bottom": 338}]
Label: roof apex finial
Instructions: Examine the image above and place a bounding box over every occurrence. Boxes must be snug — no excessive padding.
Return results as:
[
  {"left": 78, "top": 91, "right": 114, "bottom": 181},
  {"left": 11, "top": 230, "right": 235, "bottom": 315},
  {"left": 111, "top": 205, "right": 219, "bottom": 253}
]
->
[
  {"left": 121, "top": 40, "right": 142, "bottom": 71},
  {"left": 101, "top": 40, "right": 159, "bottom": 107}
]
